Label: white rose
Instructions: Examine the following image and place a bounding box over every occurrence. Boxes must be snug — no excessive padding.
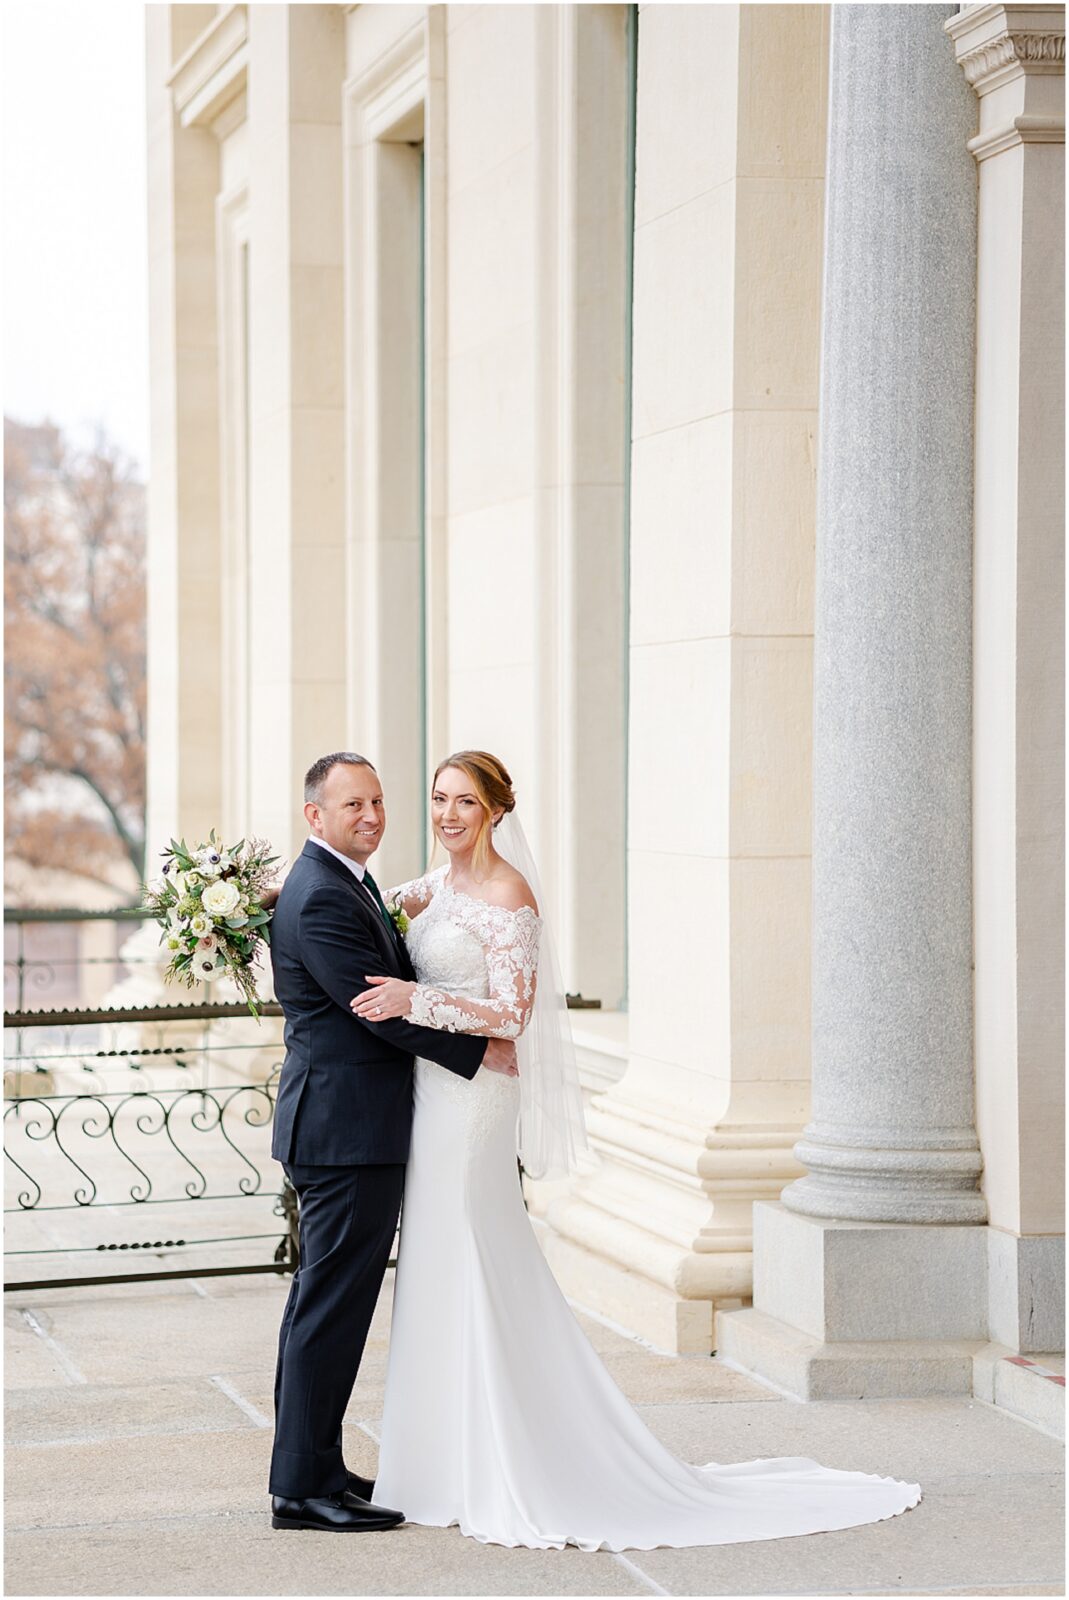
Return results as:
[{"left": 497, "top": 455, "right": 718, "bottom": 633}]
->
[{"left": 202, "top": 879, "right": 242, "bottom": 918}]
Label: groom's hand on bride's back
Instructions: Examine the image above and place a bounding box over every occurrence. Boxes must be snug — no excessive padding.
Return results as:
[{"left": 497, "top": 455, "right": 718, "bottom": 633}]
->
[{"left": 482, "top": 1038, "right": 519, "bottom": 1077}]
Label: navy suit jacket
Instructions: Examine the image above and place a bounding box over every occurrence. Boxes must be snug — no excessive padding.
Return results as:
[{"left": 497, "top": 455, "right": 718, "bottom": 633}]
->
[{"left": 269, "top": 841, "right": 486, "bottom": 1165}]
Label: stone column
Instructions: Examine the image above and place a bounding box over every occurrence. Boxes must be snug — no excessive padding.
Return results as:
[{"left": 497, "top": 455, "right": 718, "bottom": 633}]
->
[
  {"left": 719, "top": 6, "right": 990, "bottom": 1397},
  {"left": 947, "top": 1, "right": 1065, "bottom": 1356},
  {"left": 782, "top": 2, "right": 984, "bottom": 1227}
]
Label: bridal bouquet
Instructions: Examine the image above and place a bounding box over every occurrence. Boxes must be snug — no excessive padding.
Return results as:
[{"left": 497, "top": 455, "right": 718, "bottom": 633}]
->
[{"left": 144, "top": 831, "right": 279, "bottom": 1016}]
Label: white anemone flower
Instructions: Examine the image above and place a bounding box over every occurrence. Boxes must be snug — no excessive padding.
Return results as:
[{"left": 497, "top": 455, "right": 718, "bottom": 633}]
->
[
  {"left": 197, "top": 847, "right": 224, "bottom": 878},
  {"left": 193, "top": 951, "right": 224, "bottom": 981}
]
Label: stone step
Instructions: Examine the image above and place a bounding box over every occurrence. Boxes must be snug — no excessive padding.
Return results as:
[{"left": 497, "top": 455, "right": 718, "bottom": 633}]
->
[
  {"left": 714, "top": 1306, "right": 985, "bottom": 1400},
  {"left": 973, "top": 1344, "right": 1065, "bottom": 1440},
  {"left": 716, "top": 1309, "right": 1067, "bottom": 1440}
]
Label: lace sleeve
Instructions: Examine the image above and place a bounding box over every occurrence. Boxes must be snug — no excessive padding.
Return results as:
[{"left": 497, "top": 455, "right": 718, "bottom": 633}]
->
[
  {"left": 407, "top": 904, "right": 541, "bottom": 1039},
  {"left": 386, "top": 867, "right": 443, "bottom": 920}
]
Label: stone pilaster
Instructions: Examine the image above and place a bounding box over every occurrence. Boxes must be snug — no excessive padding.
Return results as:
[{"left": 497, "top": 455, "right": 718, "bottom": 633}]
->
[
  {"left": 541, "top": 4, "right": 830, "bottom": 1355},
  {"left": 246, "top": 5, "right": 347, "bottom": 859},
  {"left": 145, "top": 5, "right": 225, "bottom": 853},
  {"left": 947, "top": 1, "right": 1066, "bottom": 1353}
]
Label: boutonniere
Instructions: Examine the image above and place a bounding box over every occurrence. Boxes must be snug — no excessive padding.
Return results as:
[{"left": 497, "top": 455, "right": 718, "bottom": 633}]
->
[{"left": 387, "top": 897, "right": 410, "bottom": 939}]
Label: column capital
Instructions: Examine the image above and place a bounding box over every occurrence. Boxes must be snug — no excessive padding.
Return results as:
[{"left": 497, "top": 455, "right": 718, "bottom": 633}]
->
[
  {"left": 948, "top": 5, "right": 1064, "bottom": 160},
  {"left": 947, "top": 5, "right": 1064, "bottom": 94}
]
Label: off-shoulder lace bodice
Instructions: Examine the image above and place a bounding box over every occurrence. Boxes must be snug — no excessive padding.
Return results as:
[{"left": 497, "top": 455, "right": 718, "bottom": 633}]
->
[{"left": 387, "top": 867, "right": 541, "bottom": 1040}]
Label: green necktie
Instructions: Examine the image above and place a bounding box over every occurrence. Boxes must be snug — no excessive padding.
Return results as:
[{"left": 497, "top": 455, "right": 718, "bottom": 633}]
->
[{"left": 361, "top": 868, "right": 395, "bottom": 934}]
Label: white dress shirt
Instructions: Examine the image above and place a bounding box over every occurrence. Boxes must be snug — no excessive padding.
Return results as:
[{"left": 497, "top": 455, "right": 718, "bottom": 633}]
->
[{"left": 307, "top": 834, "right": 368, "bottom": 882}]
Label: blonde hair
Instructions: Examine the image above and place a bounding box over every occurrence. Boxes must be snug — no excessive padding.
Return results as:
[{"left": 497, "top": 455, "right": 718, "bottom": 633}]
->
[{"left": 431, "top": 750, "right": 516, "bottom": 877}]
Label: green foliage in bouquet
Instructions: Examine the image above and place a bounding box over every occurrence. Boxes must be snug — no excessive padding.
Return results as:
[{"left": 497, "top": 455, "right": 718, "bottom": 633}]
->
[{"left": 143, "top": 829, "right": 280, "bottom": 1017}]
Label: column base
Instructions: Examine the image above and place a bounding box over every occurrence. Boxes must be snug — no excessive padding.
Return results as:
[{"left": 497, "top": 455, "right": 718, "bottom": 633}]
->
[
  {"left": 750, "top": 1200, "right": 990, "bottom": 1341},
  {"left": 534, "top": 1100, "right": 807, "bottom": 1355},
  {"left": 715, "top": 1199, "right": 991, "bottom": 1395},
  {"left": 714, "top": 1201, "right": 1067, "bottom": 1405}
]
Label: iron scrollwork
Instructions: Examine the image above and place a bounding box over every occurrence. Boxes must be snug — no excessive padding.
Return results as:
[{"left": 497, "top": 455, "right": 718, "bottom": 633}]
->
[
  {"left": 4, "top": 1069, "right": 291, "bottom": 1289},
  {"left": 4, "top": 1082, "right": 281, "bottom": 1213}
]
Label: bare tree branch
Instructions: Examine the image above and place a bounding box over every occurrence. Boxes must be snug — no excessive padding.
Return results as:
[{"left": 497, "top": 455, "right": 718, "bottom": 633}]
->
[{"left": 4, "top": 416, "right": 147, "bottom": 887}]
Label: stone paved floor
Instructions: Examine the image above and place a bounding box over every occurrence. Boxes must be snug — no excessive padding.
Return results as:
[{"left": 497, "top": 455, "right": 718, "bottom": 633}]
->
[{"left": 4, "top": 1272, "right": 1064, "bottom": 1597}]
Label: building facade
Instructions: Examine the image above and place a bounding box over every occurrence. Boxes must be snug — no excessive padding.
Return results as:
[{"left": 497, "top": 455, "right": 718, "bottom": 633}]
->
[{"left": 145, "top": 2, "right": 1064, "bottom": 1406}]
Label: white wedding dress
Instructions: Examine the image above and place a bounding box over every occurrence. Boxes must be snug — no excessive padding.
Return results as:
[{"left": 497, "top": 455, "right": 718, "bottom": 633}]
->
[{"left": 373, "top": 867, "right": 922, "bottom": 1551}]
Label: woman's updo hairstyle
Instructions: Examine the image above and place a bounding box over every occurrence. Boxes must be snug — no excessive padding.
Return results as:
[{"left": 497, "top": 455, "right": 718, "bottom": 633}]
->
[{"left": 432, "top": 749, "right": 516, "bottom": 877}]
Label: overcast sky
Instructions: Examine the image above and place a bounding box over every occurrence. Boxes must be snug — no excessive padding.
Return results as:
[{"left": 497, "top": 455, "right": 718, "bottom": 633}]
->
[{"left": 4, "top": 2, "right": 149, "bottom": 475}]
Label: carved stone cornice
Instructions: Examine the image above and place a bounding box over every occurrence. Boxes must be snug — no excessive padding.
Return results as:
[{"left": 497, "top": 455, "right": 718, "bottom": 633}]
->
[
  {"left": 948, "top": 5, "right": 1064, "bottom": 159},
  {"left": 168, "top": 3, "right": 248, "bottom": 134},
  {"left": 959, "top": 28, "right": 1065, "bottom": 88},
  {"left": 947, "top": 5, "right": 1065, "bottom": 96}
]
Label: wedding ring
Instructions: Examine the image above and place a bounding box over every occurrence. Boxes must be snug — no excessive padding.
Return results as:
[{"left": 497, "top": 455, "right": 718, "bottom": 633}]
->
[{"left": 372, "top": 1006, "right": 382, "bottom": 1017}]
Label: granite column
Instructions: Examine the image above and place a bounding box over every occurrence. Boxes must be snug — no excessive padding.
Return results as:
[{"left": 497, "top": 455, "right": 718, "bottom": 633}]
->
[
  {"left": 719, "top": 5, "right": 989, "bottom": 1396},
  {"left": 783, "top": 2, "right": 984, "bottom": 1226}
]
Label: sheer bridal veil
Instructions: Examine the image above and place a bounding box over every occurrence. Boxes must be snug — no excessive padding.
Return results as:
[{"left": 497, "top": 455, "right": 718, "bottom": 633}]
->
[{"left": 492, "top": 811, "right": 590, "bottom": 1181}]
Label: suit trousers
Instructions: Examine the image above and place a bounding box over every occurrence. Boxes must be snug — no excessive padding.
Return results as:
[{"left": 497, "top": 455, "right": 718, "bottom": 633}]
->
[{"left": 269, "top": 1160, "right": 405, "bottom": 1498}]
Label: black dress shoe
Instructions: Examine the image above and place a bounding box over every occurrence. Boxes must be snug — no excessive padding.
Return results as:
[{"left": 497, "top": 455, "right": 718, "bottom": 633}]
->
[
  {"left": 271, "top": 1489, "right": 404, "bottom": 1532},
  {"left": 347, "top": 1470, "right": 376, "bottom": 1501}
]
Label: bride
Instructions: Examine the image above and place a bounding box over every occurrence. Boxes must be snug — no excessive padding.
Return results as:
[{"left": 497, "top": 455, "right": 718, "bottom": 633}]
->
[{"left": 348, "top": 749, "right": 922, "bottom": 1551}]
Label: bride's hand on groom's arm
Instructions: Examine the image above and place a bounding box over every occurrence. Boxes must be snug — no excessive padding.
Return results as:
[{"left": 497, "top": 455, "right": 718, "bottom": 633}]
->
[
  {"left": 351, "top": 975, "right": 415, "bottom": 1021},
  {"left": 350, "top": 978, "right": 519, "bottom": 1077}
]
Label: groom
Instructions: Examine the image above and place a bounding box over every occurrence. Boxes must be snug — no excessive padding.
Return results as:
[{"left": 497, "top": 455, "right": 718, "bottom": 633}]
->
[{"left": 267, "top": 751, "right": 517, "bottom": 1533}]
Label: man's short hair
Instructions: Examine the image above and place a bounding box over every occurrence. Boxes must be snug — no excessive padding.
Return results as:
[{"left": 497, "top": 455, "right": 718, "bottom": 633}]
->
[{"left": 304, "top": 752, "right": 376, "bottom": 805}]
